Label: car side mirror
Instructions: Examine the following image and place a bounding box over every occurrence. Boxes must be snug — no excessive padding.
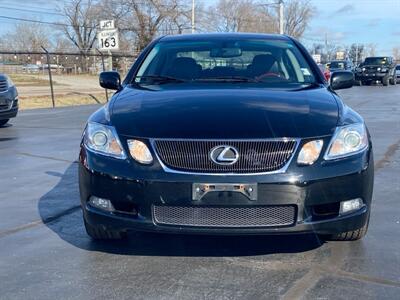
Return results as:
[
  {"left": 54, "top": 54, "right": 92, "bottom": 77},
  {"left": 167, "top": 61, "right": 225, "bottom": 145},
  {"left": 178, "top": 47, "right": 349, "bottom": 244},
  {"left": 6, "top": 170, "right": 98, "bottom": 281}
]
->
[
  {"left": 330, "top": 71, "right": 354, "bottom": 90},
  {"left": 99, "top": 71, "right": 121, "bottom": 90}
]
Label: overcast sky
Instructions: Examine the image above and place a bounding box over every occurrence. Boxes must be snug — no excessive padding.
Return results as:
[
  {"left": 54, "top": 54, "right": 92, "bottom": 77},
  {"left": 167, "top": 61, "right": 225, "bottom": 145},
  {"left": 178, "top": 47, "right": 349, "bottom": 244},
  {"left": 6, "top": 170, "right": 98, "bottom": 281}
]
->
[
  {"left": 304, "top": 0, "right": 399, "bottom": 55},
  {"left": 0, "top": 0, "right": 398, "bottom": 55}
]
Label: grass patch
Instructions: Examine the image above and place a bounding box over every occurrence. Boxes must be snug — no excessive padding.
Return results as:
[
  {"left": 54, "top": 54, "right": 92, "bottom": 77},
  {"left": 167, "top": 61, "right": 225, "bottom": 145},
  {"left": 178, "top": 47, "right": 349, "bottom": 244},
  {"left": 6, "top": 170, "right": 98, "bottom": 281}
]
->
[
  {"left": 19, "top": 92, "right": 107, "bottom": 110},
  {"left": 9, "top": 74, "right": 58, "bottom": 87}
]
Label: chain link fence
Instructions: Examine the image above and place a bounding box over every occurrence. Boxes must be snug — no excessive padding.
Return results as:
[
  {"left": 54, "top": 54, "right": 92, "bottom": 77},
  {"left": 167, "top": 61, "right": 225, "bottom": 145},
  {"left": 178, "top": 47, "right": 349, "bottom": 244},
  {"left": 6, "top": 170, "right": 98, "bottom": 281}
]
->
[{"left": 0, "top": 50, "right": 137, "bottom": 110}]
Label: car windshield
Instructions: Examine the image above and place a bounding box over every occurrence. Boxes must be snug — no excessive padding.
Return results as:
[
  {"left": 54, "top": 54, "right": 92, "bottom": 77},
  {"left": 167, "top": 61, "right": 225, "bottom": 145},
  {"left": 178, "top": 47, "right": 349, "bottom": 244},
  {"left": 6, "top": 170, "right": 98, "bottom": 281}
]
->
[
  {"left": 134, "top": 39, "right": 317, "bottom": 88},
  {"left": 396, "top": 65, "right": 400, "bottom": 70},
  {"left": 364, "top": 57, "right": 389, "bottom": 65},
  {"left": 329, "top": 62, "right": 345, "bottom": 69}
]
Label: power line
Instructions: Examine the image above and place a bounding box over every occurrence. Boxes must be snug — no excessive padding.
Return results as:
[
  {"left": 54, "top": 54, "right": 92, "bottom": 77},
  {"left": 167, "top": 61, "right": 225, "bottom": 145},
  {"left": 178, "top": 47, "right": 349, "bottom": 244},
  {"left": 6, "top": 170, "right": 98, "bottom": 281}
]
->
[
  {"left": 0, "top": 3, "right": 61, "bottom": 12},
  {"left": 0, "top": 15, "right": 194, "bottom": 32},
  {"left": 0, "top": 15, "right": 96, "bottom": 29},
  {"left": 0, "top": 5, "right": 64, "bottom": 16}
]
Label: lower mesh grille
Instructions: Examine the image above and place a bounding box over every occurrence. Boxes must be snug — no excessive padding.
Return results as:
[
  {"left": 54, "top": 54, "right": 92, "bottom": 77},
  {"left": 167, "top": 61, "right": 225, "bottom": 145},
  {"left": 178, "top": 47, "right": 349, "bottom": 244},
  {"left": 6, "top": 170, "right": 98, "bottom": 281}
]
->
[{"left": 152, "top": 205, "right": 296, "bottom": 228}]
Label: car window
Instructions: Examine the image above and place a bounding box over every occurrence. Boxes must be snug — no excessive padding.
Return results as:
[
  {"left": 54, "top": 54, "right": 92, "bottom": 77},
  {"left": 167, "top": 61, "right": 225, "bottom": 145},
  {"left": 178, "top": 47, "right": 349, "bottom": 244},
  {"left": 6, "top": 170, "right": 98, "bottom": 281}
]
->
[
  {"left": 134, "top": 39, "right": 316, "bottom": 88},
  {"left": 396, "top": 65, "right": 400, "bottom": 70},
  {"left": 329, "top": 62, "right": 345, "bottom": 69},
  {"left": 364, "top": 57, "right": 390, "bottom": 65}
]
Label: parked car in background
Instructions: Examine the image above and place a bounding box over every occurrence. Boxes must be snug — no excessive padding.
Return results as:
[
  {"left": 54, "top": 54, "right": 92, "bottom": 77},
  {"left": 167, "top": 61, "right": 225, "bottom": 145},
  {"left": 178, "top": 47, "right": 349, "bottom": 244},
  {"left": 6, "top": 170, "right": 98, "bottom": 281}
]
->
[
  {"left": 327, "top": 60, "right": 354, "bottom": 72},
  {"left": 80, "top": 33, "right": 373, "bottom": 242},
  {"left": 0, "top": 74, "right": 18, "bottom": 126},
  {"left": 355, "top": 56, "right": 396, "bottom": 86},
  {"left": 22, "top": 64, "right": 40, "bottom": 74},
  {"left": 396, "top": 65, "right": 400, "bottom": 83}
]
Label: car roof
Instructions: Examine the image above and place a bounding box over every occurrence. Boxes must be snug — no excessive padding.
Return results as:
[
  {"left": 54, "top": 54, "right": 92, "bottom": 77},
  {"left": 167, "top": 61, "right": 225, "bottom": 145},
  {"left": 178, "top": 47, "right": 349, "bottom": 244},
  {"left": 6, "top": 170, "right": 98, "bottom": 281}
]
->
[{"left": 159, "top": 33, "right": 291, "bottom": 42}]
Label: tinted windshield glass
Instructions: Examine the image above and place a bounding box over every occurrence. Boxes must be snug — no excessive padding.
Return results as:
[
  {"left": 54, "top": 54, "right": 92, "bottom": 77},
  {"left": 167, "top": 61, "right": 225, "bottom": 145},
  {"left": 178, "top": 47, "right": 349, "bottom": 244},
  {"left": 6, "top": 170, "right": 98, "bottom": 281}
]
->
[
  {"left": 396, "top": 65, "right": 400, "bottom": 70},
  {"left": 134, "top": 39, "right": 316, "bottom": 88},
  {"left": 364, "top": 57, "right": 389, "bottom": 65}
]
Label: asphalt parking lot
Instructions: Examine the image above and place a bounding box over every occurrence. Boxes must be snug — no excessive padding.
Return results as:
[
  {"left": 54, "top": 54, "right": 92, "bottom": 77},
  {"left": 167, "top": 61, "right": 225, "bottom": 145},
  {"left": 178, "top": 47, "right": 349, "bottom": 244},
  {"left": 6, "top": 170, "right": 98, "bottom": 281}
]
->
[{"left": 0, "top": 85, "right": 399, "bottom": 299}]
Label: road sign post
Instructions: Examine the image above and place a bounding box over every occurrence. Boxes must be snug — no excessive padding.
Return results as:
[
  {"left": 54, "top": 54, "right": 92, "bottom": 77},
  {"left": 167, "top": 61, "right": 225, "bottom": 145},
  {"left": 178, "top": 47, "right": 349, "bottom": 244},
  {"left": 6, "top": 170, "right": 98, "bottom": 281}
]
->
[{"left": 41, "top": 46, "right": 55, "bottom": 108}]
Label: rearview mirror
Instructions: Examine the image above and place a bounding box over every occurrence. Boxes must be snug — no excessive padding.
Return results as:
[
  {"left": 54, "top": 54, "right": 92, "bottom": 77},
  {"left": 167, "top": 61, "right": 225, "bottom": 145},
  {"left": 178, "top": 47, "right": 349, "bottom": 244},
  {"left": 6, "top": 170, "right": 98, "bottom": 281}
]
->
[
  {"left": 99, "top": 71, "right": 121, "bottom": 90},
  {"left": 330, "top": 71, "right": 354, "bottom": 90}
]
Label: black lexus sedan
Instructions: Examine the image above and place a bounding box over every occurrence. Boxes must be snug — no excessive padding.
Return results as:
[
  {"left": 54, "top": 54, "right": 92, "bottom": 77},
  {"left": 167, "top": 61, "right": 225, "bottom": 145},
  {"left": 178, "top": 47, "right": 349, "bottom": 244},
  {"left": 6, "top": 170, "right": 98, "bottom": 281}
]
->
[
  {"left": 0, "top": 73, "right": 18, "bottom": 126},
  {"left": 79, "top": 33, "right": 373, "bottom": 241}
]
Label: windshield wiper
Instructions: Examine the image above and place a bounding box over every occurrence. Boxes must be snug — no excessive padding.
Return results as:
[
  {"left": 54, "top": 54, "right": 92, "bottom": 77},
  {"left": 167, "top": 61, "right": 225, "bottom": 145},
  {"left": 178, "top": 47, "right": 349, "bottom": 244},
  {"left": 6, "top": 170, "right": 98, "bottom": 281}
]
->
[
  {"left": 194, "top": 76, "right": 257, "bottom": 83},
  {"left": 134, "top": 75, "right": 186, "bottom": 84},
  {"left": 290, "top": 82, "right": 322, "bottom": 91}
]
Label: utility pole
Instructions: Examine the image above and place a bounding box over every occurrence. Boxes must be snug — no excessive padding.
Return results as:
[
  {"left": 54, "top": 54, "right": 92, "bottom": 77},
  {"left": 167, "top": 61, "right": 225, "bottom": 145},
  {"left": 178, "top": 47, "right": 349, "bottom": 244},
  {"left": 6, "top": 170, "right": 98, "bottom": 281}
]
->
[
  {"left": 191, "top": 0, "right": 195, "bottom": 33},
  {"left": 279, "top": 0, "right": 284, "bottom": 34},
  {"left": 325, "top": 32, "right": 329, "bottom": 62},
  {"left": 355, "top": 44, "right": 359, "bottom": 65}
]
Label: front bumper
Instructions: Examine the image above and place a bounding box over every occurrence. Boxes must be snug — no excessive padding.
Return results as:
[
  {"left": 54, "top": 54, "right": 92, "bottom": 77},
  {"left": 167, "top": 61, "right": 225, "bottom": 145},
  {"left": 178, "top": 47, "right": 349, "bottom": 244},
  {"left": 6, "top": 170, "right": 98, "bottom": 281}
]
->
[
  {"left": 79, "top": 142, "right": 374, "bottom": 236},
  {"left": 355, "top": 72, "right": 387, "bottom": 81},
  {"left": 0, "top": 106, "right": 18, "bottom": 120},
  {"left": 0, "top": 87, "right": 18, "bottom": 120}
]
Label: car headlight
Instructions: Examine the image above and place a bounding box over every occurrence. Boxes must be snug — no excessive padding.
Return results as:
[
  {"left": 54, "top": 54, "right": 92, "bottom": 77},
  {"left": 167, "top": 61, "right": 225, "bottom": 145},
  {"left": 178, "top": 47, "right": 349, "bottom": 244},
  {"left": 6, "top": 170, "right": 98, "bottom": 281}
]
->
[
  {"left": 297, "top": 140, "right": 323, "bottom": 165},
  {"left": 83, "top": 122, "right": 126, "bottom": 159},
  {"left": 324, "top": 123, "right": 368, "bottom": 160},
  {"left": 6, "top": 76, "right": 14, "bottom": 88},
  {"left": 127, "top": 139, "right": 153, "bottom": 164},
  {"left": 362, "top": 67, "right": 366, "bottom": 71},
  {"left": 377, "top": 67, "right": 381, "bottom": 72}
]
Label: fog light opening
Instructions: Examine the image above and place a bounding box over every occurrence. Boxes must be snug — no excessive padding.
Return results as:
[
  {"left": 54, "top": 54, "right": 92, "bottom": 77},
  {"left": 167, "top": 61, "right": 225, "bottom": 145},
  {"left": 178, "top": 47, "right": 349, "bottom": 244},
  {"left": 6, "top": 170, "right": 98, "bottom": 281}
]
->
[
  {"left": 89, "top": 196, "right": 115, "bottom": 212},
  {"left": 339, "top": 198, "right": 363, "bottom": 215}
]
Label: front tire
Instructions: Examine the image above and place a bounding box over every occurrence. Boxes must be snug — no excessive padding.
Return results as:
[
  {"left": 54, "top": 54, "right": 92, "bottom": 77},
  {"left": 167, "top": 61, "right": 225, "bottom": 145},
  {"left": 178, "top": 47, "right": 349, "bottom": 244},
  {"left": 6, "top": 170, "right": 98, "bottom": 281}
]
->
[
  {"left": 84, "top": 218, "right": 127, "bottom": 240},
  {"left": 0, "top": 119, "right": 9, "bottom": 126},
  {"left": 382, "top": 76, "right": 390, "bottom": 86}
]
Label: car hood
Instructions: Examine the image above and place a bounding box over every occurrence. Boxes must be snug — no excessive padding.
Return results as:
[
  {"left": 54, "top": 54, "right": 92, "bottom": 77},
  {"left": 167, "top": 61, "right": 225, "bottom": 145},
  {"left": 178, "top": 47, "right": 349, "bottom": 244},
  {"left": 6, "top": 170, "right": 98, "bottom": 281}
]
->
[{"left": 111, "top": 85, "right": 339, "bottom": 139}]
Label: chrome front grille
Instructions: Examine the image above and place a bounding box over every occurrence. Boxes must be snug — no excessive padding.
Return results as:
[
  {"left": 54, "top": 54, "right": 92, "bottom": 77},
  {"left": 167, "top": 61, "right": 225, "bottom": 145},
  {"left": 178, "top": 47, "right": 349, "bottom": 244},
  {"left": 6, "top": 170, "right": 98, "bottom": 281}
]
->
[
  {"left": 0, "top": 80, "right": 8, "bottom": 92},
  {"left": 152, "top": 205, "right": 297, "bottom": 228},
  {"left": 153, "top": 139, "right": 298, "bottom": 174}
]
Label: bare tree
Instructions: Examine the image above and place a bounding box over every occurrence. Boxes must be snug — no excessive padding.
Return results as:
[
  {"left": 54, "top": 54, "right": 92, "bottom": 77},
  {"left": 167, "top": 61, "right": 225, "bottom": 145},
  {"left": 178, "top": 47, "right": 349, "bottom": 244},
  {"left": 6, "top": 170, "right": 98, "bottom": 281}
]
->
[
  {"left": 203, "top": 0, "right": 275, "bottom": 33},
  {"left": 61, "top": 0, "right": 99, "bottom": 55},
  {"left": 364, "top": 43, "right": 377, "bottom": 57},
  {"left": 202, "top": 0, "right": 313, "bottom": 37},
  {"left": 284, "top": 0, "right": 314, "bottom": 38},
  {"left": 111, "top": 0, "right": 191, "bottom": 51},
  {"left": 392, "top": 47, "right": 400, "bottom": 61},
  {"left": 348, "top": 44, "right": 364, "bottom": 64},
  {"left": 1, "top": 22, "right": 52, "bottom": 51}
]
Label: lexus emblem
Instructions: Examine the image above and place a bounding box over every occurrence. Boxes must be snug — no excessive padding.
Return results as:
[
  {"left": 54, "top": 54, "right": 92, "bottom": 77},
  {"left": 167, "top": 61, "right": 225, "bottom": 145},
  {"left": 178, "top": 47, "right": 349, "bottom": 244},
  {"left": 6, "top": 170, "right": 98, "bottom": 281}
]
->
[{"left": 210, "top": 146, "right": 239, "bottom": 165}]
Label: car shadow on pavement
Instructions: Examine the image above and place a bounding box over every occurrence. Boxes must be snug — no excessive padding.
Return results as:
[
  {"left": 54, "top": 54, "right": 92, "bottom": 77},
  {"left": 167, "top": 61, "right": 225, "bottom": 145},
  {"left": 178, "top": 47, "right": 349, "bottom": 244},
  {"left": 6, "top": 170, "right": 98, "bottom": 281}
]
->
[{"left": 39, "top": 163, "right": 324, "bottom": 257}]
